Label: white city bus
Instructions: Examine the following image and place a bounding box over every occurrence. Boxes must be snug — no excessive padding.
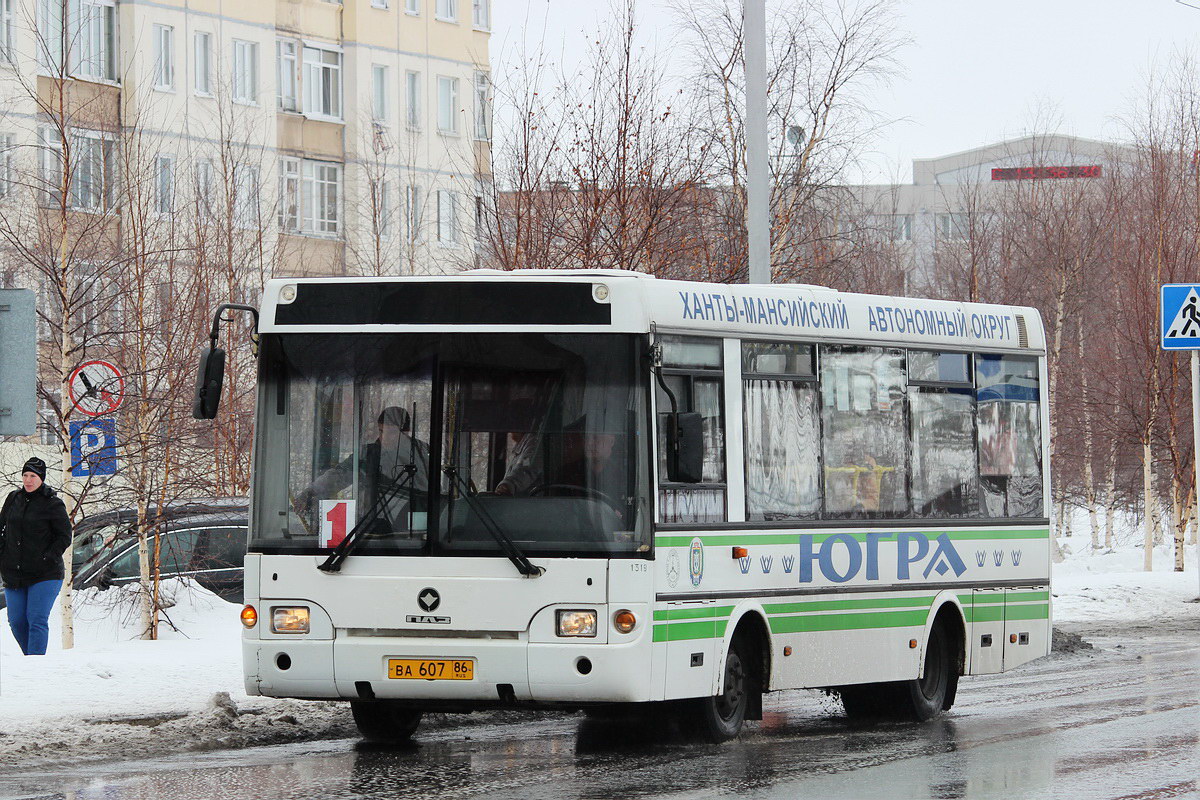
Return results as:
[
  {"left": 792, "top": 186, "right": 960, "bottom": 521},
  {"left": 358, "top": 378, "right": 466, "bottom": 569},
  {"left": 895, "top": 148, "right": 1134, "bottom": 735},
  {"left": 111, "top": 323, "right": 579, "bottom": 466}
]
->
[{"left": 199, "top": 271, "right": 1050, "bottom": 743}]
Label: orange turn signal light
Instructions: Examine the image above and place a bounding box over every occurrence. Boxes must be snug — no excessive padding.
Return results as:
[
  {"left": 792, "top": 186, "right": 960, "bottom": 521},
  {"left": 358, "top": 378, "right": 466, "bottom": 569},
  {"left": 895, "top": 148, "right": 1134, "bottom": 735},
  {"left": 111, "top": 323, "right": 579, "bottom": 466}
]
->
[
  {"left": 1010, "top": 633, "right": 1018, "bottom": 644},
  {"left": 241, "top": 605, "right": 258, "bottom": 628},
  {"left": 613, "top": 610, "right": 637, "bottom": 633},
  {"left": 732, "top": 546, "right": 748, "bottom": 559},
  {"left": 909, "top": 639, "right": 918, "bottom": 649},
  {"left": 783, "top": 646, "right": 793, "bottom": 657}
]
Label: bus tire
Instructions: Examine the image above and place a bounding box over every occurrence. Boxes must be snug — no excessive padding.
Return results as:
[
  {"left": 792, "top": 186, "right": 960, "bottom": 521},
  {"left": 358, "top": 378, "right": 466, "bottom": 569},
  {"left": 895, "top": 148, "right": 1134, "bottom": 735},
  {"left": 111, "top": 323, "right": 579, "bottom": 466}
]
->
[
  {"left": 899, "top": 623, "right": 958, "bottom": 721},
  {"left": 350, "top": 701, "right": 423, "bottom": 743},
  {"left": 692, "top": 636, "right": 752, "bottom": 742}
]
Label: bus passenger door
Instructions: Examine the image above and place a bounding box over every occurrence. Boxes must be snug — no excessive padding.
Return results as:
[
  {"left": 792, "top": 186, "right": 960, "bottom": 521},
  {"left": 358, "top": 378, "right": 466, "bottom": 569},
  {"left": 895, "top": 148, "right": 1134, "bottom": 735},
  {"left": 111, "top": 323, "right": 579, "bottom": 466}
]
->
[
  {"left": 969, "top": 589, "right": 1004, "bottom": 675},
  {"left": 662, "top": 599, "right": 719, "bottom": 701}
]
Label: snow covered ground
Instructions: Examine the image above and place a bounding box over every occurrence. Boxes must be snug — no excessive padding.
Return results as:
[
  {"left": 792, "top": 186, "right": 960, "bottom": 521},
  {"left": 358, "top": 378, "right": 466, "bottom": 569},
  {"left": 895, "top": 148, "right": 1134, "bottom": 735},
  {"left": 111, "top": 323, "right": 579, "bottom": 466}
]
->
[{"left": 1, "top": 538, "right": 1198, "bottom": 770}]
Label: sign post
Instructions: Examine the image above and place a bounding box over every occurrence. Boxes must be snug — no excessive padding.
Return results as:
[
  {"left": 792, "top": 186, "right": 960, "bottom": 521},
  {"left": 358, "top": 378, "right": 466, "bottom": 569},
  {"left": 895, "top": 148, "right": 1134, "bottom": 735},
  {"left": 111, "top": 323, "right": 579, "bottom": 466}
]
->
[{"left": 1161, "top": 283, "right": 1200, "bottom": 599}]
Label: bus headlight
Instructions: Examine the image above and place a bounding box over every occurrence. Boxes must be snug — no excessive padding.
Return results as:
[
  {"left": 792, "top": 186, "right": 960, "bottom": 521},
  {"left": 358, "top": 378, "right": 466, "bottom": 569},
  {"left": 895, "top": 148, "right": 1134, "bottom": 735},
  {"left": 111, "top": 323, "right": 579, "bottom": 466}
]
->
[
  {"left": 271, "top": 606, "right": 310, "bottom": 634},
  {"left": 556, "top": 609, "right": 598, "bottom": 637},
  {"left": 613, "top": 610, "right": 637, "bottom": 634}
]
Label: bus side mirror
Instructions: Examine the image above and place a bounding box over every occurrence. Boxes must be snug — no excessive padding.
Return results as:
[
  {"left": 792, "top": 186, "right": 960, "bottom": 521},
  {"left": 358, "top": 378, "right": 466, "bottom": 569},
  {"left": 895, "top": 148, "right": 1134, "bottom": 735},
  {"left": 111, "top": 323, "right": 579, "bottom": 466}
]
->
[
  {"left": 192, "top": 345, "right": 226, "bottom": 420},
  {"left": 665, "top": 412, "right": 704, "bottom": 483}
]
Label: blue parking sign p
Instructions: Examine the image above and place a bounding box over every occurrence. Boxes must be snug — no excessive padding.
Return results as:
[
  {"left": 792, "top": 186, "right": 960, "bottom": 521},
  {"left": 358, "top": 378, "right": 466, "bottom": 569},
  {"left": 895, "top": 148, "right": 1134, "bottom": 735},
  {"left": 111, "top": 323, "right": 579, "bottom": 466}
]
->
[
  {"left": 70, "top": 418, "right": 117, "bottom": 477},
  {"left": 1161, "top": 284, "right": 1200, "bottom": 350}
]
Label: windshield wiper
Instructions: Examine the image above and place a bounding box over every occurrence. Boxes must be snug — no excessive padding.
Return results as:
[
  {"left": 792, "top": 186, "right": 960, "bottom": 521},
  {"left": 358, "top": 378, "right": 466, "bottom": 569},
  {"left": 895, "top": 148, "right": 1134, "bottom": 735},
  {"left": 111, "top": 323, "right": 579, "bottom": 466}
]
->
[
  {"left": 442, "top": 465, "right": 542, "bottom": 577},
  {"left": 318, "top": 466, "right": 416, "bottom": 573}
]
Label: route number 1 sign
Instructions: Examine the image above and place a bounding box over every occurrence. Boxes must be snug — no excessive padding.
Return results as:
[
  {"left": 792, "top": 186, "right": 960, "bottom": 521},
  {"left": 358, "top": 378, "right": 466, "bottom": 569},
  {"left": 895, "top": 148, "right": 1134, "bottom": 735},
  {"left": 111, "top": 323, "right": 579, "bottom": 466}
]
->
[{"left": 319, "top": 499, "right": 356, "bottom": 548}]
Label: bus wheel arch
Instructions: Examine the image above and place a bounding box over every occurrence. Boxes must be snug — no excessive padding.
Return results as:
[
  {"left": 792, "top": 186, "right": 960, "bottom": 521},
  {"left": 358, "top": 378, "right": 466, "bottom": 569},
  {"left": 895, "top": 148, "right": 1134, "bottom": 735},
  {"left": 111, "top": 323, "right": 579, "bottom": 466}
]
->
[
  {"left": 722, "top": 609, "right": 772, "bottom": 718},
  {"left": 919, "top": 598, "right": 966, "bottom": 714}
]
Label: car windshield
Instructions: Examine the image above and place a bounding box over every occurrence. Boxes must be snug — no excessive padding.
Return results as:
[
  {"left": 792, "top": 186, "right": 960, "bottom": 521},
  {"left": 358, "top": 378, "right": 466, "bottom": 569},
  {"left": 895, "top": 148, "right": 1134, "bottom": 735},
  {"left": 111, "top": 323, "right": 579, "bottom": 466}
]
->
[{"left": 252, "top": 333, "right": 650, "bottom": 557}]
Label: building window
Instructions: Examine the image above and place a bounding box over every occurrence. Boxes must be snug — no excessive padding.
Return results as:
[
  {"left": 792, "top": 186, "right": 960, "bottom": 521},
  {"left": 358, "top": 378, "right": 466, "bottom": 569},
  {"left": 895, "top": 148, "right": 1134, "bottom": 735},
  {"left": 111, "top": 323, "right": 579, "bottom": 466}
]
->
[
  {"left": 153, "top": 25, "right": 174, "bottom": 90},
  {"left": 406, "top": 0, "right": 419, "bottom": 13},
  {"left": 195, "top": 158, "right": 214, "bottom": 212},
  {"left": 437, "top": 76, "right": 458, "bottom": 134},
  {"left": 72, "top": 131, "right": 115, "bottom": 211},
  {"left": 278, "top": 157, "right": 299, "bottom": 230},
  {"left": 372, "top": 64, "right": 388, "bottom": 121},
  {"left": 280, "top": 158, "right": 340, "bottom": 236},
  {"left": 891, "top": 214, "right": 911, "bottom": 242},
  {"left": 276, "top": 40, "right": 298, "bottom": 111},
  {"left": 233, "top": 39, "right": 258, "bottom": 104},
  {"left": 194, "top": 32, "right": 212, "bottom": 95},
  {"left": 303, "top": 44, "right": 342, "bottom": 120},
  {"left": 233, "top": 164, "right": 260, "bottom": 228},
  {"left": 55, "top": 0, "right": 118, "bottom": 82},
  {"left": 156, "top": 154, "right": 174, "bottom": 215},
  {"left": 435, "top": 0, "right": 456, "bottom": 21},
  {"left": 371, "top": 0, "right": 388, "bottom": 7},
  {"left": 436, "top": 189, "right": 458, "bottom": 245},
  {"left": 473, "top": 72, "right": 490, "bottom": 141},
  {"left": 1, "top": 0, "right": 15, "bottom": 63},
  {"left": 472, "top": 0, "right": 489, "bottom": 29},
  {"left": 302, "top": 160, "right": 340, "bottom": 235},
  {"left": 936, "top": 212, "right": 970, "bottom": 241},
  {"left": 38, "top": 126, "right": 63, "bottom": 206},
  {"left": 406, "top": 184, "right": 422, "bottom": 241},
  {"left": 0, "top": 133, "right": 13, "bottom": 198},
  {"left": 405, "top": 70, "right": 421, "bottom": 129},
  {"left": 372, "top": 178, "right": 392, "bottom": 237}
]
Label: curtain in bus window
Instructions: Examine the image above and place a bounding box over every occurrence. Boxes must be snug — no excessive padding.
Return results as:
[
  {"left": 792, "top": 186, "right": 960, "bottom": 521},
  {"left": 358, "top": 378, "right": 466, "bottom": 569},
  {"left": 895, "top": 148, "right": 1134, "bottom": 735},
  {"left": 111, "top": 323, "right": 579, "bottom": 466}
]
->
[
  {"left": 820, "top": 347, "right": 908, "bottom": 517},
  {"left": 976, "top": 355, "right": 1043, "bottom": 517},
  {"left": 910, "top": 389, "right": 978, "bottom": 517},
  {"left": 744, "top": 379, "right": 820, "bottom": 520}
]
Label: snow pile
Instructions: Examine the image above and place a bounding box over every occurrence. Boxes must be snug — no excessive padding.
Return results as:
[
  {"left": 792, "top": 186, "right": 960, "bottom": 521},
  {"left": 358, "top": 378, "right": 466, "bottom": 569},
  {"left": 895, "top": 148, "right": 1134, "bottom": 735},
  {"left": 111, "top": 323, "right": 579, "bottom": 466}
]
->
[
  {"left": 1053, "top": 540, "right": 1200, "bottom": 627},
  {"left": 0, "top": 581, "right": 354, "bottom": 770}
]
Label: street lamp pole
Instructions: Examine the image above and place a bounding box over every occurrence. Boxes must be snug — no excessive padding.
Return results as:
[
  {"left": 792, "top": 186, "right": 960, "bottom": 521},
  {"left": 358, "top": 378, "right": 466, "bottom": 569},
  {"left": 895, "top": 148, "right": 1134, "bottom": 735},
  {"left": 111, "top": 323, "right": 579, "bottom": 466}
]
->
[{"left": 744, "top": 0, "right": 770, "bottom": 284}]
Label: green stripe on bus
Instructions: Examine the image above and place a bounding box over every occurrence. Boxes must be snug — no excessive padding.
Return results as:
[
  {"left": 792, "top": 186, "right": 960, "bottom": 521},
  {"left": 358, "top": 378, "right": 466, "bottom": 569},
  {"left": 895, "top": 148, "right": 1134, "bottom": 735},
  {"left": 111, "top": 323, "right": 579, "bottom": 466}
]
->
[
  {"left": 1004, "top": 604, "right": 1050, "bottom": 621},
  {"left": 768, "top": 609, "right": 929, "bottom": 635},
  {"left": 654, "top": 529, "right": 1049, "bottom": 548},
  {"left": 964, "top": 606, "right": 1004, "bottom": 623},
  {"left": 651, "top": 619, "right": 729, "bottom": 642},
  {"left": 763, "top": 596, "right": 934, "bottom": 615},
  {"left": 652, "top": 605, "right": 735, "bottom": 622},
  {"left": 959, "top": 590, "right": 1049, "bottom": 606}
]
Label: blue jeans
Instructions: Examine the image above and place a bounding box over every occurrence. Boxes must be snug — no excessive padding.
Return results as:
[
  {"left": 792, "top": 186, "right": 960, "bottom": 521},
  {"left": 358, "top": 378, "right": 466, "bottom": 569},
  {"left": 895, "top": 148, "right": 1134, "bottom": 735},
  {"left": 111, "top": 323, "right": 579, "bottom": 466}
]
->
[{"left": 4, "top": 579, "right": 62, "bottom": 655}]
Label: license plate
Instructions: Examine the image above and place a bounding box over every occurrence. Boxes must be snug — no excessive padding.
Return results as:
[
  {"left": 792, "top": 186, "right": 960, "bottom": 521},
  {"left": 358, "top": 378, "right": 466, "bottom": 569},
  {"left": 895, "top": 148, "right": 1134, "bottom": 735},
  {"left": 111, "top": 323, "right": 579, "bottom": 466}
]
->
[{"left": 387, "top": 658, "right": 474, "bottom": 680}]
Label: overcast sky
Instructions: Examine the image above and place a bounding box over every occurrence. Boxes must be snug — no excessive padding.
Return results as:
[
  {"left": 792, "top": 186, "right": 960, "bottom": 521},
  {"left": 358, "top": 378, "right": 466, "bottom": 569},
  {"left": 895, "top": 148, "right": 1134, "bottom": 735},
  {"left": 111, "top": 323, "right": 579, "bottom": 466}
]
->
[{"left": 492, "top": 0, "right": 1200, "bottom": 183}]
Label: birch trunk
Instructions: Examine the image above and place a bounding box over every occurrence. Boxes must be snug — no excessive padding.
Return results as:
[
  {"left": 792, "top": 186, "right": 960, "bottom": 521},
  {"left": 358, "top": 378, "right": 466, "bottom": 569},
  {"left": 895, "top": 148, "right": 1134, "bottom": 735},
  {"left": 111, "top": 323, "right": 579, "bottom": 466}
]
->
[
  {"left": 1104, "top": 442, "right": 1117, "bottom": 550},
  {"left": 1079, "top": 326, "right": 1101, "bottom": 551},
  {"left": 1143, "top": 439, "right": 1155, "bottom": 571}
]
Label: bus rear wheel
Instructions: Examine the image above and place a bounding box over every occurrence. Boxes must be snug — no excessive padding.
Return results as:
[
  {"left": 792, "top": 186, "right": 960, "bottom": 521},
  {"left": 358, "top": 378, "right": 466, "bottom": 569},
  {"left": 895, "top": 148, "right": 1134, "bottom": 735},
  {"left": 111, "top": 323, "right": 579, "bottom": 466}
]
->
[
  {"left": 691, "top": 638, "right": 753, "bottom": 743},
  {"left": 838, "top": 624, "right": 959, "bottom": 722},
  {"left": 350, "top": 701, "right": 423, "bottom": 743}
]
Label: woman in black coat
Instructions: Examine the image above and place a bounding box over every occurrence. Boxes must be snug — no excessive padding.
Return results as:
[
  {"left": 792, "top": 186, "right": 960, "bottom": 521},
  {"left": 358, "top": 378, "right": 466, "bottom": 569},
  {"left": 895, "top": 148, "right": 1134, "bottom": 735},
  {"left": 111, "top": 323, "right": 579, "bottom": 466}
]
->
[{"left": 0, "top": 457, "right": 71, "bottom": 655}]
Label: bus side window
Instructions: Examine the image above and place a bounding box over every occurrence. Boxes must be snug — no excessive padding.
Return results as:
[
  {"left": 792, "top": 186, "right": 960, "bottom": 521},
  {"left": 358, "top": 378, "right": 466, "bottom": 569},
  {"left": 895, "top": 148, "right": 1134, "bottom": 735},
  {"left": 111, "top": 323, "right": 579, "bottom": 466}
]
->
[
  {"left": 742, "top": 341, "right": 820, "bottom": 521},
  {"left": 909, "top": 351, "right": 978, "bottom": 518},
  {"left": 656, "top": 336, "right": 726, "bottom": 524},
  {"left": 976, "top": 355, "right": 1043, "bottom": 518},
  {"left": 820, "top": 346, "right": 908, "bottom": 518}
]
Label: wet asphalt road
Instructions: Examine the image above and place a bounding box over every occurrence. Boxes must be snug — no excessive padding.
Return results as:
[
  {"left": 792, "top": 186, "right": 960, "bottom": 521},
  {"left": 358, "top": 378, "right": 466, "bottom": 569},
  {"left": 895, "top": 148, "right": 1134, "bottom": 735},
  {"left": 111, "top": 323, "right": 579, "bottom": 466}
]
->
[{"left": 2, "top": 626, "right": 1197, "bottom": 800}]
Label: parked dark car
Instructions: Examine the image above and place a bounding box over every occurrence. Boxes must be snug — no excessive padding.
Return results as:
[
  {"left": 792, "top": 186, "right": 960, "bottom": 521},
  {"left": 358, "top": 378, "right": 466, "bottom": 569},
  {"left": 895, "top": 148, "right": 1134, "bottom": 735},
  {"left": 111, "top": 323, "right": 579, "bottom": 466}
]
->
[{"left": 1, "top": 498, "right": 248, "bottom": 609}]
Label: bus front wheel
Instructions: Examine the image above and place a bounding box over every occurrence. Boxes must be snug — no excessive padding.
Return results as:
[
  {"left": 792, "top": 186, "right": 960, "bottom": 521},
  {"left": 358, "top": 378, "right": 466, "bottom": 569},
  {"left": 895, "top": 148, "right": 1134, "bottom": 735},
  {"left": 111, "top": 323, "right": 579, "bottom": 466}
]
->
[
  {"left": 691, "top": 638, "right": 753, "bottom": 742},
  {"left": 350, "top": 701, "right": 423, "bottom": 743}
]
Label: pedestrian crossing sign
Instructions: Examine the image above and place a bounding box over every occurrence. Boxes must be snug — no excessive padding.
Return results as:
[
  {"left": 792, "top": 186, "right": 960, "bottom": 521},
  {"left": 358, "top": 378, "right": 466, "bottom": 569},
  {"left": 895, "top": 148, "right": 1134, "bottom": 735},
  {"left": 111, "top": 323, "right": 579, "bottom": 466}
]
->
[{"left": 1162, "top": 284, "right": 1200, "bottom": 350}]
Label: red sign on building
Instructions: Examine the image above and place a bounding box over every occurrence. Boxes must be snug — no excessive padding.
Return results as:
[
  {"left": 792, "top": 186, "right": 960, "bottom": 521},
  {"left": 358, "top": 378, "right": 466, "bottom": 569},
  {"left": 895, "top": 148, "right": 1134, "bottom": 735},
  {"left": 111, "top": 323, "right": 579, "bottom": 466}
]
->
[{"left": 991, "top": 165, "right": 1102, "bottom": 181}]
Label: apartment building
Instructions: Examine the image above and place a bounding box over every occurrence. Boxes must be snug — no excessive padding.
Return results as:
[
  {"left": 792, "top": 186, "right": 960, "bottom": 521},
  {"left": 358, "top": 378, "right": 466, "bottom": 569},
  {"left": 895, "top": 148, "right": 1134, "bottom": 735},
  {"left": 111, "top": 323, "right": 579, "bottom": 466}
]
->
[{"left": 0, "top": 0, "right": 492, "bottom": 277}]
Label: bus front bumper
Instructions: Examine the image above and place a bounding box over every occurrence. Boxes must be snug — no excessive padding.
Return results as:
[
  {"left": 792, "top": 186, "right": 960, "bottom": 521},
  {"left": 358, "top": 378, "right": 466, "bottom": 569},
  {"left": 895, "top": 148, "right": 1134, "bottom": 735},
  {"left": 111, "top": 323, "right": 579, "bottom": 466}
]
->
[{"left": 244, "top": 634, "right": 653, "bottom": 705}]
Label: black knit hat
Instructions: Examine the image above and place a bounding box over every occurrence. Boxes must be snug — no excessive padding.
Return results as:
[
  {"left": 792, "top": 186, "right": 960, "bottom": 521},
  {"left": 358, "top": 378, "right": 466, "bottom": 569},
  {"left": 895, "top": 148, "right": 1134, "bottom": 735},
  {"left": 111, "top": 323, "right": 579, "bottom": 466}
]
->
[{"left": 21, "top": 457, "right": 46, "bottom": 480}]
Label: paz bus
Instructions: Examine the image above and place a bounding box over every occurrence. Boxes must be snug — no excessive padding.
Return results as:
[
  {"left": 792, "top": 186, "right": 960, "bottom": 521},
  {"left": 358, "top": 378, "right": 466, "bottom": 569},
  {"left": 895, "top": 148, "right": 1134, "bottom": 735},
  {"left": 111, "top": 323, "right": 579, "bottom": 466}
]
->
[{"left": 195, "top": 271, "right": 1050, "bottom": 743}]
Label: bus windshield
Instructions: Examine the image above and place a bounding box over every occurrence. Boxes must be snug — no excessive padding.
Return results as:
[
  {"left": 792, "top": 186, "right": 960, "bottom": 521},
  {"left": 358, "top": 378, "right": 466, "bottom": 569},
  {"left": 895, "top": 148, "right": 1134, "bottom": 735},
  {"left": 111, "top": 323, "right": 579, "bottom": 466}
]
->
[{"left": 252, "top": 332, "right": 650, "bottom": 557}]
